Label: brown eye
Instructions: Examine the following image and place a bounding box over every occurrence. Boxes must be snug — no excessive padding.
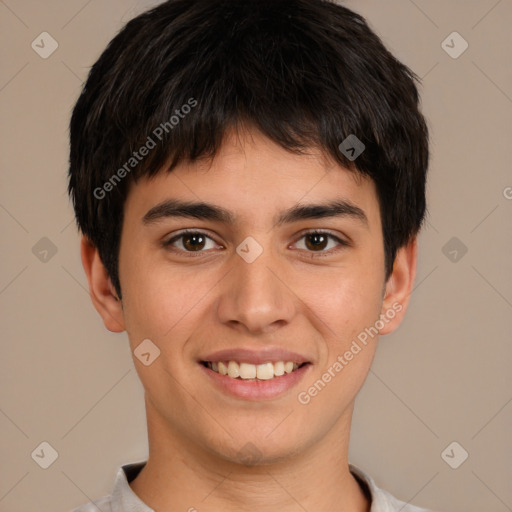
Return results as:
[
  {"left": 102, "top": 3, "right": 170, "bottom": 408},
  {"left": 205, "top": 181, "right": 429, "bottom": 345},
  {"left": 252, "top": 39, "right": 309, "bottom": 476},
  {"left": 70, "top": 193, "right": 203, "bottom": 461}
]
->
[
  {"left": 164, "top": 230, "right": 218, "bottom": 254},
  {"left": 304, "top": 232, "right": 329, "bottom": 251},
  {"left": 181, "top": 233, "right": 207, "bottom": 251},
  {"left": 294, "top": 230, "right": 348, "bottom": 255}
]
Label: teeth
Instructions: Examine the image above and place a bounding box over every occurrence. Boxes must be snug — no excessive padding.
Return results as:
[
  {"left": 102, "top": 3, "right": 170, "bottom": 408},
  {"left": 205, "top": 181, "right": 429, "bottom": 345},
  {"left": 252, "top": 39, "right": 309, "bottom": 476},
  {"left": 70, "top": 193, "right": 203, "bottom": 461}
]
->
[
  {"left": 227, "top": 361, "right": 240, "bottom": 378},
  {"left": 206, "top": 360, "right": 302, "bottom": 380},
  {"left": 218, "top": 361, "right": 228, "bottom": 375},
  {"left": 274, "top": 361, "right": 285, "bottom": 376},
  {"left": 239, "top": 362, "right": 257, "bottom": 379}
]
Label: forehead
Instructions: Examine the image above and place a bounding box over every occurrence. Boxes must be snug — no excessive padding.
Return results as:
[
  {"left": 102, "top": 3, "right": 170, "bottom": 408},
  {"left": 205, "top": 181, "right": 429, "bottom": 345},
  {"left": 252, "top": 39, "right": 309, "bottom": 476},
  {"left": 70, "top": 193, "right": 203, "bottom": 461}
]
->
[{"left": 124, "top": 126, "right": 380, "bottom": 229}]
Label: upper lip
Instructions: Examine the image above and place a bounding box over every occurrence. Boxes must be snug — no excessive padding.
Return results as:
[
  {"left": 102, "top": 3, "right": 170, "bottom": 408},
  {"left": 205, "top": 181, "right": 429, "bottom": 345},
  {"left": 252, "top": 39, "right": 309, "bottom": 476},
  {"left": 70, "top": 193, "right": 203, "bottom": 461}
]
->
[{"left": 200, "top": 347, "right": 311, "bottom": 365}]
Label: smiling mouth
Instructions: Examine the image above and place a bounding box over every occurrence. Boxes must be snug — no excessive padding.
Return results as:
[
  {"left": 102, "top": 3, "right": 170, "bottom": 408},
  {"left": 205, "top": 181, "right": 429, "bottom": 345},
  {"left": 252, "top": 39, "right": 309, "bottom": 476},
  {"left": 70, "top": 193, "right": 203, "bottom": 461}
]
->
[{"left": 200, "top": 360, "right": 310, "bottom": 381}]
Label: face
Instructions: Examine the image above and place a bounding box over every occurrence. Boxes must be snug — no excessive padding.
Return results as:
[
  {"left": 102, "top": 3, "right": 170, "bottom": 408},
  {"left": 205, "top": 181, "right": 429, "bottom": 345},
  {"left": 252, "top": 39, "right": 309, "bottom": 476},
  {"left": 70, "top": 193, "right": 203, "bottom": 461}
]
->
[{"left": 84, "top": 126, "right": 416, "bottom": 465}]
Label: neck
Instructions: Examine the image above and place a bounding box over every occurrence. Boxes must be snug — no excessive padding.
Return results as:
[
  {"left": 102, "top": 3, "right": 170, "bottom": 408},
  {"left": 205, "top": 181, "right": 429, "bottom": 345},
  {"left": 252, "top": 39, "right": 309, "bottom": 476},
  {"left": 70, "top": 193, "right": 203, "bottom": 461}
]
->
[{"left": 130, "top": 398, "right": 370, "bottom": 512}]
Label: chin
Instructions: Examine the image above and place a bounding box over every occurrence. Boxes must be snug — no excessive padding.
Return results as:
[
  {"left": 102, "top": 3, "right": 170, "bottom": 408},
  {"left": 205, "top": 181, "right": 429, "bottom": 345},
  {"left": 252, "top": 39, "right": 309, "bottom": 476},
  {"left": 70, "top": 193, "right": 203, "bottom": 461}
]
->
[{"left": 209, "top": 435, "right": 308, "bottom": 468}]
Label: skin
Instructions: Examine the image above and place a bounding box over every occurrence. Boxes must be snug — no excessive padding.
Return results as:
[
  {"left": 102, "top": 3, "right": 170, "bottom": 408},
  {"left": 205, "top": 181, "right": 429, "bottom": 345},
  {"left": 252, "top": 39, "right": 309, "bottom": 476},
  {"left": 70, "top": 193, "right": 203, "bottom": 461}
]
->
[{"left": 81, "top": 125, "right": 417, "bottom": 512}]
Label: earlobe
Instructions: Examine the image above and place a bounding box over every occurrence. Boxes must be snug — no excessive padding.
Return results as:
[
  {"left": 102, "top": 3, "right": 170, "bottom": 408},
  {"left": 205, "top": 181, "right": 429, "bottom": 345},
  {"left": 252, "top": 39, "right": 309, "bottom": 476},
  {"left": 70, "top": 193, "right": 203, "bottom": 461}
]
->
[
  {"left": 378, "top": 237, "right": 418, "bottom": 335},
  {"left": 80, "top": 236, "right": 125, "bottom": 333}
]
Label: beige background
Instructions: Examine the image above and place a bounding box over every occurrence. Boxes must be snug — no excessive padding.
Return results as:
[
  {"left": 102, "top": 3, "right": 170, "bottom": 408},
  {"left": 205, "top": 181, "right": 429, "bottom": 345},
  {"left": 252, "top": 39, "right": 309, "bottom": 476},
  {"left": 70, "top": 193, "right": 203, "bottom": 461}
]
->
[{"left": 1, "top": 1, "right": 511, "bottom": 511}]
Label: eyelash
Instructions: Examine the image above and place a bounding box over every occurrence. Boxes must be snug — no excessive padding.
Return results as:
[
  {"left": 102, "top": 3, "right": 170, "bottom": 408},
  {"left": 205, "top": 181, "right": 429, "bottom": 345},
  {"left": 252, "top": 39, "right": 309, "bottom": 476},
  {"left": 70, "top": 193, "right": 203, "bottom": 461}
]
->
[{"left": 162, "top": 229, "right": 349, "bottom": 258}]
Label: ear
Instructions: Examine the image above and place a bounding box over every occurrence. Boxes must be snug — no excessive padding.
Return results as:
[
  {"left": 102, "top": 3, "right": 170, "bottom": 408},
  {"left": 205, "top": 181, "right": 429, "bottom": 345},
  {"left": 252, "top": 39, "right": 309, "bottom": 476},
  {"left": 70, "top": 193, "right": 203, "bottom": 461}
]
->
[
  {"left": 378, "top": 236, "right": 418, "bottom": 335},
  {"left": 80, "top": 236, "right": 125, "bottom": 332}
]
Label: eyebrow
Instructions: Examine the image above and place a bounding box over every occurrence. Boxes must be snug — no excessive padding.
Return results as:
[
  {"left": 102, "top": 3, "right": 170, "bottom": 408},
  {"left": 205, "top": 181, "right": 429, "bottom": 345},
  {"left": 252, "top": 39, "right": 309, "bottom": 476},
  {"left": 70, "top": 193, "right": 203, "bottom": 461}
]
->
[{"left": 142, "top": 198, "right": 368, "bottom": 227}]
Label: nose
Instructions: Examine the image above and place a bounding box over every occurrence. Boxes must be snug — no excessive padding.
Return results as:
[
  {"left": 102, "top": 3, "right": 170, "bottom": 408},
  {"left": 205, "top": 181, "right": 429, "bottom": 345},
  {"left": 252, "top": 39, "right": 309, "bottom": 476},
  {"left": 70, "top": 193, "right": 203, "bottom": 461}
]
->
[{"left": 215, "top": 240, "right": 296, "bottom": 335}]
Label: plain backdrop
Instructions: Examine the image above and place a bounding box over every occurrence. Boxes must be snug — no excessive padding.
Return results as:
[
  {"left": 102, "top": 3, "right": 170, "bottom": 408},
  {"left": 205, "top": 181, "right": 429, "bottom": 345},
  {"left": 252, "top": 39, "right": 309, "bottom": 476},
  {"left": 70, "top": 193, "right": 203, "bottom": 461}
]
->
[{"left": 0, "top": 1, "right": 511, "bottom": 511}]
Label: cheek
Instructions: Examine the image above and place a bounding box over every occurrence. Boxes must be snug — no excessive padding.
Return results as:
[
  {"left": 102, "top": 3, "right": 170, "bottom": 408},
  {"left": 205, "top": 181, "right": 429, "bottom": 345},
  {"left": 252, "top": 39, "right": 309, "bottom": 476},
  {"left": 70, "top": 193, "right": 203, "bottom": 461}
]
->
[
  {"left": 123, "top": 274, "right": 180, "bottom": 338},
  {"left": 119, "top": 254, "right": 174, "bottom": 342},
  {"left": 306, "top": 264, "right": 384, "bottom": 336},
  {"left": 296, "top": 274, "right": 383, "bottom": 416},
  {"left": 120, "top": 257, "right": 219, "bottom": 355},
  {"left": 301, "top": 261, "right": 384, "bottom": 392}
]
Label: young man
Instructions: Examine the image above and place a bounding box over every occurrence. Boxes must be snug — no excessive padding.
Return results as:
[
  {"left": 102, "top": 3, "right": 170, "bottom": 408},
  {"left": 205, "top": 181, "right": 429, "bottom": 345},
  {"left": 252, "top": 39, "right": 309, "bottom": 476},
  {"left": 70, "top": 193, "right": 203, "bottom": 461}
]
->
[{"left": 68, "top": 0, "right": 435, "bottom": 510}]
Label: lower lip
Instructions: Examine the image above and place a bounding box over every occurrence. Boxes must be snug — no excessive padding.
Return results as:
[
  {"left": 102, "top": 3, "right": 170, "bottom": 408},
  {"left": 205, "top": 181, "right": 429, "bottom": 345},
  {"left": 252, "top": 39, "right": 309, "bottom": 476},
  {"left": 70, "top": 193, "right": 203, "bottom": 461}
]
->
[{"left": 199, "top": 362, "right": 312, "bottom": 401}]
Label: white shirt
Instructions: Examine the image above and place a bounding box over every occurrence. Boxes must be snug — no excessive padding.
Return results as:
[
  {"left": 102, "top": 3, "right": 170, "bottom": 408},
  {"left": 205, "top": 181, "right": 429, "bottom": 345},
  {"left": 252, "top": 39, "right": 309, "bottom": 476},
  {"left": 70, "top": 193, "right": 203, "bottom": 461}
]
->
[{"left": 71, "top": 461, "right": 437, "bottom": 512}]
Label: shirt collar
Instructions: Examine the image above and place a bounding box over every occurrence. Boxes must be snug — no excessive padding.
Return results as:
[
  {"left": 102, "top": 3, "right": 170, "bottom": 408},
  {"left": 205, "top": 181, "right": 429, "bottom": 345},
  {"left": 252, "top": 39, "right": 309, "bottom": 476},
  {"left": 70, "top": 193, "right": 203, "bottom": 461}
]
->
[
  {"left": 111, "top": 461, "right": 154, "bottom": 512},
  {"left": 110, "top": 460, "right": 409, "bottom": 512}
]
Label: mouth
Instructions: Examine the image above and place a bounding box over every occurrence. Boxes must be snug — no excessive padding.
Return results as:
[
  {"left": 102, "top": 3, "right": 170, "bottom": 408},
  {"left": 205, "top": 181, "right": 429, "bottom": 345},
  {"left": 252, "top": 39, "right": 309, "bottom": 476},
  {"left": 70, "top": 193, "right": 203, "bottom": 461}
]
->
[
  {"left": 200, "top": 360, "right": 311, "bottom": 381},
  {"left": 199, "top": 358, "right": 313, "bottom": 400}
]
